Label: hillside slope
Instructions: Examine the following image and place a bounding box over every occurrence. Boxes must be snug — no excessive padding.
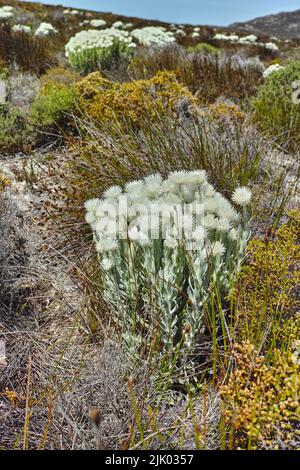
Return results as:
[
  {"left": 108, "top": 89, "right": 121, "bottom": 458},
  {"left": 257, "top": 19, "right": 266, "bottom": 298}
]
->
[{"left": 231, "top": 9, "right": 300, "bottom": 39}]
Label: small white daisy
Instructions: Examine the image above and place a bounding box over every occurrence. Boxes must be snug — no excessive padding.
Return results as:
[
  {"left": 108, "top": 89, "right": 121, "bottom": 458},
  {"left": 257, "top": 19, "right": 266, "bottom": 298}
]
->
[{"left": 232, "top": 187, "right": 252, "bottom": 207}]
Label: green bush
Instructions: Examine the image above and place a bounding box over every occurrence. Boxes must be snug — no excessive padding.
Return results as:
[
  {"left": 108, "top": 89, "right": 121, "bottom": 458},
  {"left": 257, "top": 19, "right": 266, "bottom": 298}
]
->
[
  {"left": 0, "top": 104, "right": 31, "bottom": 151},
  {"left": 252, "top": 61, "right": 300, "bottom": 150},
  {"left": 30, "top": 82, "right": 77, "bottom": 127},
  {"left": 187, "top": 42, "right": 219, "bottom": 55}
]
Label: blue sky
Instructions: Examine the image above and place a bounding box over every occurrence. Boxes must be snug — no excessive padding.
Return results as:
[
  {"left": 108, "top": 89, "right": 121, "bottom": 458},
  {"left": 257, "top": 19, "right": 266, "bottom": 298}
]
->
[{"left": 22, "top": 0, "right": 300, "bottom": 25}]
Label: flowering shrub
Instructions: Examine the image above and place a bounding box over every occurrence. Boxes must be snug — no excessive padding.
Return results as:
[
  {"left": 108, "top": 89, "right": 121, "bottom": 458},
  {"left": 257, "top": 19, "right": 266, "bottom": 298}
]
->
[
  {"left": 12, "top": 24, "right": 31, "bottom": 34},
  {"left": 85, "top": 172, "right": 251, "bottom": 366},
  {"left": 0, "top": 6, "right": 13, "bottom": 21},
  {"left": 263, "top": 63, "right": 284, "bottom": 79},
  {"left": 65, "top": 28, "right": 135, "bottom": 73},
  {"left": 131, "top": 26, "right": 176, "bottom": 47},
  {"left": 76, "top": 70, "right": 194, "bottom": 126},
  {"left": 238, "top": 34, "right": 257, "bottom": 44},
  {"left": 264, "top": 42, "right": 279, "bottom": 52},
  {"left": 89, "top": 19, "right": 106, "bottom": 28},
  {"left": 252, "top": 61, "right": 300, "bottom": 150},
  {"left": 35, "top": 22, "right": 58, "bottom": 37}
]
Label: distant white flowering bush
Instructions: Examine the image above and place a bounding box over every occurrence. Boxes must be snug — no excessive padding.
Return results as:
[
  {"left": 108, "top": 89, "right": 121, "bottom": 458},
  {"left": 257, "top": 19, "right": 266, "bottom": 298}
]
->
[
  {"left": 213, "top": 33, "right": 239, "bottom": 43},
  {"left": 112, "top": 20, "right": 124, "bottom": 29},
  {"left": 131, "top": 26, "right": 176, "bottom": 47},
  {"left": 263, "top": 63, "right": 284, "bottom": 79},
  {"left": 238, "top": 35, "right": 257, "bottom": 44},
  {"left": 0, "top": 6, "right": 13, "bottom": 21},
  {"left": 264, "top": 42, "right": 279, "bottom": 52},
  {"left": 65, "top": 28, "right": 135, "bottom": 73},
  {"left": 192, "top": 31, "right": 200, "bottom": 39},
  {"left": 89, "top": 19, "right": 107, "bottom": 28},
  {"left": 35, "top": 22, "right": 58, "bottom": 37},
  {"left": 12, "top": 24, "right": 31, "bottom": 33},
  {"left": 85, "top": 171, "right": 251, "bottom": 365}
]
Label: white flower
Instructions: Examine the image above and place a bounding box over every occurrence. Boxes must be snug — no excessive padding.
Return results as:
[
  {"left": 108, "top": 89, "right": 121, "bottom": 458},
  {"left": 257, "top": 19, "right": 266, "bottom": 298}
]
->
[
  {"left": 35, "top": 22, "right": 57, "bottom": 37},
  {"left": 2, "top": 6, "right": 14, "bottom": 12},
  {"left": 102, "top": 258, "right": 113, "bottom": 271},
  {"left": 164, "top": 237, "right": 178, "bottom": 249},
  {"left": 228, "top": 228, "right": 239, "bottom": 241},
  {"left": 85, "top": 198, "right": 100, "bottom": 213},
  {"left": 192, "top": 226, "right": 206, "bottom": 243},
  {"left": 232, "top": 187, "right": 252, "bottom": 207},
  {"left": 203, "top": 214, "right": 217, "bottom": 229},
  {"left": 90, "top": 19, "right": 107, "bottom": 28},
  {"left": 113, "top": 21, "right": 124, "bottom": 29},
  {"left": 96, "top": 239, "right": 118, "bottom": 252},
  {"left": 264, "top": 42, "right": 279, "bottom": 52},
  {"left": 12, "top": 24, "right": 31, "bottom": 33},
  {"left": 211, "top": 241, "right": 226, "bottom": 257},
  {"left": 192, "top": 32, "right": 200, "bottom": 39},
  {"left": 125, "top": 180, "right": 144, "bottom": 194},
  {"left": 215, "top": 217, "right": 232, "bottom": 232},
  {"left": 103, "top": 185, "right": 122, "bottom": 199},
  {"left": 131, "top": 26, "right": 175, "bottom": 47},
  {"left": 0, "top": 7, "right": 13, "bottom": 20},
  {"left": 263, "top": 63, "right": 284, "bottom": 79},
  {"left": 238, "top": 35, "right": 257, "bottom": 45},
  {"left": 213, "top": 33, "right": 239, "bottom": 42}
]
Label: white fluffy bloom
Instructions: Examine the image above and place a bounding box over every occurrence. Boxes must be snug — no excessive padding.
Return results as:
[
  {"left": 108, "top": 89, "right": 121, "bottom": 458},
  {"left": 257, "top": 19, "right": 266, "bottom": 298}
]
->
[
  {"left": 2, "top": 6, "right": 13, "bottom": 11},
  {"left": 238, "top": 35, "right": 257, "bottom": 45},
  {"left": 85, "top": 198, "right": 100, "bottom": 213},
  {"left": 90, "top": 19, "right": 107, "bottom": 28},
  {"left": 213, "top": 33, "right": 239, "bottom": 42},
  {"left": 35, "top": 22, "right": 57, "bottom": 37},
  {"left": 102, "top": 258, "right": 113, "bottom": 271},
  {"left": 263, "top": 63, "right": 284, "bottom": 79},
  {"left": 232, "top": 187, "right": 252, "bottom": 207},
  {"left": 96, "top": 239, "right": 118, "bottom": 252},
  {"left": 215, "top": 217, "right": 232, "bottom": 232},
  {"left": 131, "top": 26, "right": 175, "bottom": 47},
  {"left": 12, "top": 24, "right": 31, "bottom": 33},
  {"left": 0, "top": 7, "right": 13, "bottom": 20},
  {"left": 211, "top": 241, "right": 226, "bottom": 256},
  {"left": 65, "top": 28, "right": 135, "bottom": 59},
  {"left": 192, "top": 32, "right": 200, "bottom": 39},
  {"left": 103, "top": 185, "right": 122, "bottom": 199},
  {"left": 211, "top": 241, "right": 226, "bottom": 257},
  {"left": 264, "top": 42, "right": 279, "bottom": 52},
  {"left": 113, "top": 21, "right": 124, "bottom": 29}
]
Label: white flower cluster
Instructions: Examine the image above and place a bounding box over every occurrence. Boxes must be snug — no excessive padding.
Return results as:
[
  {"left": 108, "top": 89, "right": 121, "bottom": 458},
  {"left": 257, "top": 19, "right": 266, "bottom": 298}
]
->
[
  {"left": 263, "top": 63, "right": 284, "bottom": 79},
  {"left": 112, "top": 20, "right": 124, "bottom": 28},
  {"left": 264, "top": 42, "right": 279, "bottom": 52},
  {"left": 131, "top": 26, "right": 176, "bottom": 47},
  {"left": 65, "top": 28, "right": 135, "bottom": 58},
  {"left": 35, "top": 22, "right": 58, "bottom": 37},
  {"left": 213, "top": 33, "right": 239, "bottom": 42},
  {"left": 85, "top": 171, "right": 251, "bottom": 362},
  {"left": 0, "top": 5, "right": 13, "bottom": 20},
  {"left": 238, "top": 34, "right": 257, "bottom": 44},
  {"left": 12, "top": 24, "right": 31, "bottom": 33},
  {"left": 65, "top": 28, "right": 135, "bottom": 72},
  {"left": 89, "top": 19, "right": 107, "bottom": 28}
]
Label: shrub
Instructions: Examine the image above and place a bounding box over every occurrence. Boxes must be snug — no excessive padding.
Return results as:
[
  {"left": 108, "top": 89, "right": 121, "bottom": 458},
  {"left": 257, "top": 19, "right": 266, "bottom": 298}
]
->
[
  {"left": 221, "top": 341, "right": 300, "bottom": 449},
  {"left": 0, "top": 104, "right": 31, "bottom": 152},
  {"left": 0, "top": 24, "right": 57, "bottom": 74},
  {"left": 65, "top": 28, "right": 135, "bottom": 74},
  {"left": 129, "top": 46, "right": 263, "bottom": 102},
  {"left": 30, "top": 82, "right": 77, "bottom": 127},
  {"left": 187, "top": 42, "right": 219, "bottom": 55},
  {"left": 85, "top": 171, "right": 251, "bottom": 369},
  {"left": 40, "top": 66, "right": 81, "bottom": 87},
  {"left": 252, "top": 61, "right": 300, "bottom": 150},
  {"left": 131, "top": 26, "right": 175, "bottom": 47},
  {"left": 233, "top": 210, "right": 300, "bottom": 355},
  {"left": 75, "top": 70, "right": 194, "bottom": 126}
]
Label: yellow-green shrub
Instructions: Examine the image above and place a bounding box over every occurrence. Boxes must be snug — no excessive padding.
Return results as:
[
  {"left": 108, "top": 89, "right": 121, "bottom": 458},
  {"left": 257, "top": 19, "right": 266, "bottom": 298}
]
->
[
  {"left": 232, "top": 211, "right": 300, "bottom": 354},
  {"left": 75, "top": 70, "right": 195, "bottom": 126},
  {"left": 30, "top": 81, "right": 78, "bottom": 127},
  {"left": 220, "top": 340, "right": 300, "bottom": 449}
]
